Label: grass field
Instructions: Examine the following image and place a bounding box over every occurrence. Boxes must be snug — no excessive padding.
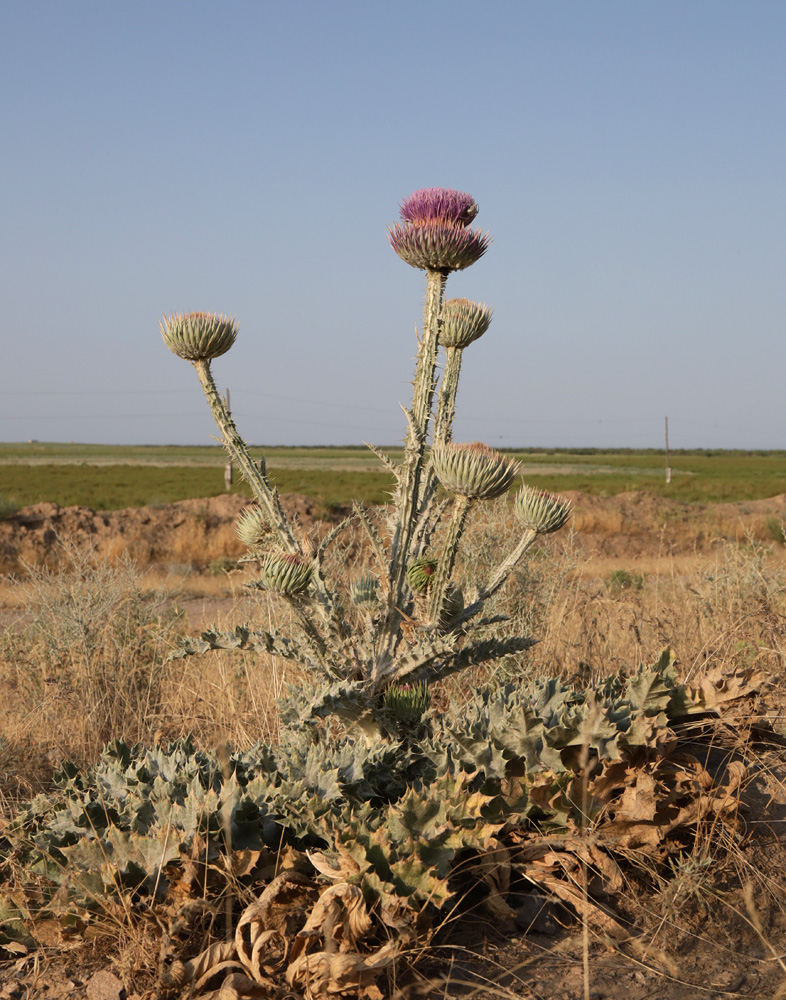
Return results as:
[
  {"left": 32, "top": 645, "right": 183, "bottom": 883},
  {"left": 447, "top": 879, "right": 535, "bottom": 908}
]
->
[{"left": 0, "top": 441, "right": 784, "bottom": 510}]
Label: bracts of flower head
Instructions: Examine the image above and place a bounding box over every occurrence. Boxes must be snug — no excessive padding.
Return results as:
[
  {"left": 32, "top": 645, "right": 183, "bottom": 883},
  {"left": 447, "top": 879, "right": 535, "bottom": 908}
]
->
[{"left": 160, "top": 311, "right": 238, "bottom": 361}]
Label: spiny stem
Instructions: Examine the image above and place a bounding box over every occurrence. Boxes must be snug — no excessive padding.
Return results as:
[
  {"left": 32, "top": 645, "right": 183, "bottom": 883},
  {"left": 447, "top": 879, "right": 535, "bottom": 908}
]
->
[
  {"left": 455, "top": 527, "right": 539, "bottom": 626},
  {"left": 427, "top": 494, "right": 471, "bottom": 625},
  {"left": 417, "top": 343, "right": 464, "bottom": 531},
  {"left": 381, "top": 268, "right": 447, "bottom": 659},
  {"left": 432, "top": 346, "right": 463, "bottom": 450},
  {"left": 193, "top": 359, "right": 300, "bottom": 554}
]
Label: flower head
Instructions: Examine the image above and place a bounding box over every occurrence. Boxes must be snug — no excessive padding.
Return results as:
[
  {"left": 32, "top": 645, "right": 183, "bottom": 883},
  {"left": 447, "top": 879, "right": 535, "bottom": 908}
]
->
[
  {"left": 432, "top": 442, "right": 520, "bottom": 501},
  {"left": 160, "top": 311, "right": 238, "bottom": 361},
  {"left": 400, "top": 188, "right": 478, "bottom": 227},
  {"left": 514, "top": 485, "right": 573, "bottom": 535},
  {"left": 439, "top": 298, "right": 493, "bottom": 349},
  {"left": 407, "top": 555, "right": 437, "bottom": 594},
  {"left": 384, "top": 681, "right": 431, "bottom": 724},
  {"left": 388, "top": 220, "right": 490, "bottom": 272},
  {"left": 235, "top": 505, "right": 271, "bottom": 548},
  {"left": 253, "top": 552, "right": 313, "bottom": 595}
]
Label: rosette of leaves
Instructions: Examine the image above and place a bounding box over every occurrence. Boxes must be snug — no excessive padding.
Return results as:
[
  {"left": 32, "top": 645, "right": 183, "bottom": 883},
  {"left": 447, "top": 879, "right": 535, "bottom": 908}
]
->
[{"left": 159, "top": 311, "right": 238, "bottom": 361}]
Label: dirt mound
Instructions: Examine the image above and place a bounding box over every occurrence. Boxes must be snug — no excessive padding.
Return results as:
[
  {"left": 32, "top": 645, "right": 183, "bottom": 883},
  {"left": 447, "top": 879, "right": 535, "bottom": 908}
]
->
[
  {"left": 566, "top": 489, "right": 786, "bottom": 559},
  {"left": 1, "top": 491, "right": 785, "bottom": 575},
  {"left": 0, "top": 493, "right": 340, "bottom": 574}
]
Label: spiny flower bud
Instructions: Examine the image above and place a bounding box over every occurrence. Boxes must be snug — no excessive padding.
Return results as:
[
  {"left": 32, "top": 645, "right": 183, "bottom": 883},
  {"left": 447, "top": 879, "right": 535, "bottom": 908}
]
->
[
  {"left": 235, "top": 506, "right": 271, "bottom": 548},
  {"left": 514, "top": 485, "right": 573, "bottom": 535},
  {"left": 432, "top": 442, "right": 520, "bottom": 501},
  {"left": 384, "top": 681, "right": 431, "bottom": 724},
  {"left": 399, "top": 188, "right": 478, "bottom": 227},
  {"left": 388, "top": 220, "right": 490, "bottom": 272},
  {"left": 254, "top": 552, "right": 313, "bottom": 595},
  {"left": 160, "top": 311, "right": 238, "bottom": 361},
  {"left": 439, "top": 298, "right": 492, "bottom": 349},
  {"left": 407, "top": 556, "right": 437, "bottom": 594},
  {"left": 350, "top": 574, "right": 379, "bottom": 609}
]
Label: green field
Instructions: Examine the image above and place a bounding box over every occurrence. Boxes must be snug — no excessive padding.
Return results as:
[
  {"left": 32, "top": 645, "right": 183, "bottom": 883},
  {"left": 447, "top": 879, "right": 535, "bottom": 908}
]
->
[{"left": 0, "top": 443, "right": 784, "bottom": 511}]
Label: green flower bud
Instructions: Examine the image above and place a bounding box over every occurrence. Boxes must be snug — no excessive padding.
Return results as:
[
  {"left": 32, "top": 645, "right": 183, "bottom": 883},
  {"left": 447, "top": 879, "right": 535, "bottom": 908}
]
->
[
  {"left": 254, "top": 552, "right": 313, "bottom": 595},
  {"left": 439, "top": 298, "right": 492, "bottom": 349},
  {"left": 160, "top": 311, "right": 238, "bottom": 361},
  {"left": 432, "top": 442, "right": 520, "bottom": 501},
  {"left": 235, "top": 506, "right": 271, "bottom": 549},
  {"left": 407, "top": 556, "right": 437, "bottom": 594},
  {"left": 351, "top": 574, "right": 379, "bottom": 609},
  {"left": 384, "top": 682, "right": 431, "bottom": 724},
  {"left": 514, "top": 485, "right": 573, "bottom": 534}
]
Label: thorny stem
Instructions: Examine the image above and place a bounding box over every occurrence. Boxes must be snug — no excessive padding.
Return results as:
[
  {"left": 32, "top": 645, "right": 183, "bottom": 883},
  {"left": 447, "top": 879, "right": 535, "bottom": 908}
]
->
[
  {"left": 454, "top": 527, "right": 539, "bottom": 627},
  {"left": 193, "top": 359, "right": 300, "bottom": 554},
  {"left": 380, "top": 268, "right": 447, "bottom": 662},
  {"left": 427, "top": 494, "right": 471, "bottom": 626},
  {"left": 432, "top": 345, "right": 463, "bottom": 450},
  {"left": 417, "top": 343, "right": 465, "bottom": 532}
]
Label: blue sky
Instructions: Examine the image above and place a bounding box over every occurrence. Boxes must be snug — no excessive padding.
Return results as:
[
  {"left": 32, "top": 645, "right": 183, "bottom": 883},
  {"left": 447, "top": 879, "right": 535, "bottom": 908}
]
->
[{"left": 2, "top": 1, "right": 784, "bottom": 450}]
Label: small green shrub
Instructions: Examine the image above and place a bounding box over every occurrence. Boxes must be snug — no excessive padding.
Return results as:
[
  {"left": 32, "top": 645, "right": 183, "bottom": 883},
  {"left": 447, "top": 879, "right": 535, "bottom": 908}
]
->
[
  {"left": 0, "top": 494, "right": 18, "bottom": 521},
  {"left": 208, "top": 555, "right": 239, "bottom": 576},
  {"left": 606, "top": 568, "right": 645, "bottom": 594},
  {"left": 766, "top": 516, "right": 786, "bottom": 546}
]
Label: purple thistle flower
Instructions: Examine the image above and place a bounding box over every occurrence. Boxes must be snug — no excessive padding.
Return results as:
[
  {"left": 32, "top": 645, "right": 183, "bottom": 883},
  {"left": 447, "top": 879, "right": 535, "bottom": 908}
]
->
[
  {"left": 400, "top": 188, "right": 478, "bottom": 227},
  {"left": 388, "top": 220, "right": 490, "bottom": 272}
]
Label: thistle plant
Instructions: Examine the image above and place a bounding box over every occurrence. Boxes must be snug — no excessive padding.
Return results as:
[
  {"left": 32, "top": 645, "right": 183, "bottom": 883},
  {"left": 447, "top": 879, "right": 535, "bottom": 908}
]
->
[{"left": 161, "top": 188, "right": 572, "bottom": 735}]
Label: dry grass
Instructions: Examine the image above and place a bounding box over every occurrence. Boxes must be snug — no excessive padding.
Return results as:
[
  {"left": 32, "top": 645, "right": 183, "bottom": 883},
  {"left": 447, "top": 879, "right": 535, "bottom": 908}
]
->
[
  {"left": 2, "top": 500, "right": 784, "bottom": 799},
  {"left": 1, "top": 501, "right": 785, "bottom": 999}
]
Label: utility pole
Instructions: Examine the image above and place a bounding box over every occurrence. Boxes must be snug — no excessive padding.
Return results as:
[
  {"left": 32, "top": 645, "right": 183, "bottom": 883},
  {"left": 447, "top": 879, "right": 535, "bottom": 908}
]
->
[
  {"left": 224, "top": 388, "right": 233, "bottom": 492},
  {"left": 664, "top": 415, "right": 671, "bottom": 484}
]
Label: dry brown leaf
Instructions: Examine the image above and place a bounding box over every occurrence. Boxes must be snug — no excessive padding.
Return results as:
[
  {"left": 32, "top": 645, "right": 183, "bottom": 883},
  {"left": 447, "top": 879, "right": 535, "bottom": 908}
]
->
[
  {"left": 166, "top": 939, "right": 236, "bottom": 987},
  {"left": 292, "top": 883, "right": 373, "bottom": 960},
  {"left": 200, "top": 972, "right": 274, "bottom": 1000},
  {"left": 512, "top": 834, "right": 624, "bottom": 895},
  {"left": 525, "top": 869, "right": 628, "bottom": 940},
  {"left": 227, "top": 849, "right": 262, "bottom": 878},
  {"left": 235, "top": 870, "right": 318, "bottom": 975},
  {"left": 194, "top": 960, "right": 252, "bottom": 994},
  {"left": 596, "top": 757, "right": 745, "bottom": 849},
  {"left": 464, "top": 843, "right": 516, "bottom": 920},
  {"left": 307, "top": 848, "right": 362, "bottom": 881},
  {"left": 286, "top": 940, "right": 398, "bottom": 999},
  {"left": 686, "top": 667, "right": 766, "bottom": 712}
]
